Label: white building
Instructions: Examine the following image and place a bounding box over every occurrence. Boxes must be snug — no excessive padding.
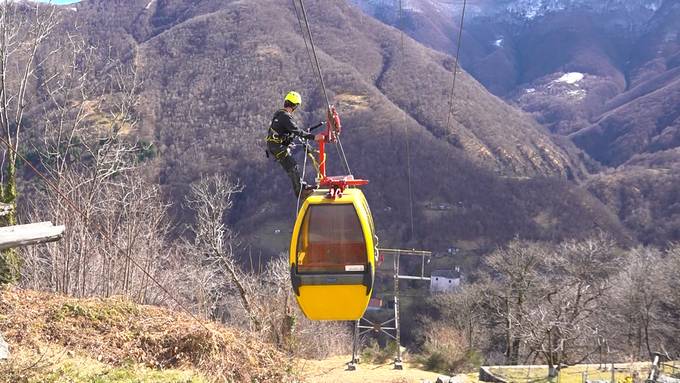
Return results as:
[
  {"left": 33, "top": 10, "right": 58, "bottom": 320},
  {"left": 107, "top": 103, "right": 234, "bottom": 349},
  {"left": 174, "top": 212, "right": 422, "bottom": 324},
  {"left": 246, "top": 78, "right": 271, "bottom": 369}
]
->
[{"left": 430, "top": 268, "right": 461, "bottom": 293}]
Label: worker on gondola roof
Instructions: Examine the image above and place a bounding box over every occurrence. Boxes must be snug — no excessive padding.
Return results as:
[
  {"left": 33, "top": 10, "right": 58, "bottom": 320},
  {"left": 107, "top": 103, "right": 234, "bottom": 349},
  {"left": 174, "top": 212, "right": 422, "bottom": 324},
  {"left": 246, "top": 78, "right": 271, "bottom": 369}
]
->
[{"left": 266, "top": 91, "right": 323, "bottom": 199}]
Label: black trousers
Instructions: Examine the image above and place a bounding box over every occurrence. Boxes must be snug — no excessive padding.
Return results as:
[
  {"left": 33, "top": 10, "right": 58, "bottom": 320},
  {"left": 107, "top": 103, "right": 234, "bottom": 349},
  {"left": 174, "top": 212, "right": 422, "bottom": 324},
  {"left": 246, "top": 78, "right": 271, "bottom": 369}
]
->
[{"left": 268, "top": 142, "right": 303, "bottom": 197}]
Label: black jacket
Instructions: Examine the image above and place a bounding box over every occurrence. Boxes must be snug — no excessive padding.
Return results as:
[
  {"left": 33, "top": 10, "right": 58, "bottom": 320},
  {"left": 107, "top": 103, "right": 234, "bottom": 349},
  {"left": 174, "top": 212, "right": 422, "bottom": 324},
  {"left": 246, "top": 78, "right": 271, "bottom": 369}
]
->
[{"left": 268, "top": 109, "right": 314, "bottom": 145}]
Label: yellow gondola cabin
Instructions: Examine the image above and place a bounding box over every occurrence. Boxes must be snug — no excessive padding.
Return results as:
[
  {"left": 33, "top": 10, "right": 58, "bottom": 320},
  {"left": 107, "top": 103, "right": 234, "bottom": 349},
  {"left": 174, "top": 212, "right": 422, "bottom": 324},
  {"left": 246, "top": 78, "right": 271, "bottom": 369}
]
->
[{"left": 290, "top": 188, "right": 377, "bottom": 321}]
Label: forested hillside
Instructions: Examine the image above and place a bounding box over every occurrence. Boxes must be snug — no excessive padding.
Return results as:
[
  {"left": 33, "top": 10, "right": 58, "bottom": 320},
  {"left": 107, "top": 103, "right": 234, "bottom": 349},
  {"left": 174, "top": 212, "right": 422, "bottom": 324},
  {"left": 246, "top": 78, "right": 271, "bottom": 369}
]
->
[
  {"left": 32, "top": 0, "right": 632, "bottom": 255},
  {"left": 353, "top": 0, "right": 680, "bottom": 245}
]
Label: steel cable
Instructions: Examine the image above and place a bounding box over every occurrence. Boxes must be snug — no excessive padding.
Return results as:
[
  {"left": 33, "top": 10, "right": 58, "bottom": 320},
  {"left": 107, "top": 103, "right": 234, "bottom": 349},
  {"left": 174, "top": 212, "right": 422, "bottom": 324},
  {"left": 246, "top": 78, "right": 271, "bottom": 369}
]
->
[
  {"left": 398, "top": 0, "right": 415, "bottom": 239},
  {"left": 444, "top": 0, "right": 468, "bottom": 132},
  {"left": 295, "top": 0, "right": 353, "bottom": 176}
]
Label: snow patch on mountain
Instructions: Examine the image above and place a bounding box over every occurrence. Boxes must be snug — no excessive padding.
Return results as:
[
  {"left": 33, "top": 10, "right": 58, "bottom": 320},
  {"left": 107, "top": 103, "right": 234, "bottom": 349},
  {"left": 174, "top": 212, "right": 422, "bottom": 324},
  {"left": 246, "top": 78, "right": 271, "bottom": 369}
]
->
[
  {"left": 556, "top": 72, "right": 584, "bottom": 84},
  {"left": 566, "top": 89, "right": 587, "bottom": 100},
  {"left": 645, "top": 2, "right": 660, "bottom": 11},
  {"left": 350, "top": 0, "right": 663, "bottom": 27},
  {"left": 401, "top": 0, "right": 423, "bottom": 13},
  {"left": 382, "top": 0, "right": 666, "bottom": 21},
  {"left": 506, "top": 0, "right": 557, "bottom": 19},
  {"left": 502, "top": 0, "right": 664, "bottom": 20}
]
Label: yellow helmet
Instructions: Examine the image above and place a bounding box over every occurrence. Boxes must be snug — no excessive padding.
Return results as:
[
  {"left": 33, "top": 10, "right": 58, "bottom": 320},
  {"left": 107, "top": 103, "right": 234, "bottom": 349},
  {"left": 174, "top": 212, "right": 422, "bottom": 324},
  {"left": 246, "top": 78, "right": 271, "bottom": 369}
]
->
[{"left": 284, "top": 91, "right": 302, "bottom": 106}]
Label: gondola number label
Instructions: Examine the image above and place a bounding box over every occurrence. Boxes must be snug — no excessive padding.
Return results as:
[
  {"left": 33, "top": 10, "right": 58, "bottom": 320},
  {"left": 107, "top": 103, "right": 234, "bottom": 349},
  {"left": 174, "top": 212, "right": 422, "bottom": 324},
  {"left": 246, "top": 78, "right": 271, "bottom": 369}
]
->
[{"left": 345, "top": 265, "right": 365, "bottom": 272}]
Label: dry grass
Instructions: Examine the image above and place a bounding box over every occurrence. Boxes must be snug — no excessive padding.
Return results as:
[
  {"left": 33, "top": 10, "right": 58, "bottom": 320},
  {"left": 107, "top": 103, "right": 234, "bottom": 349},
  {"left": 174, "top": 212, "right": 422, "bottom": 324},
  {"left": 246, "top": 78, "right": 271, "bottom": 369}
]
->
[
  {"left": 0, "top": 287, "right": 293, "bottom": 382},
  {"left": 484, "top": 363, "right": 650, "bottom": 383}
]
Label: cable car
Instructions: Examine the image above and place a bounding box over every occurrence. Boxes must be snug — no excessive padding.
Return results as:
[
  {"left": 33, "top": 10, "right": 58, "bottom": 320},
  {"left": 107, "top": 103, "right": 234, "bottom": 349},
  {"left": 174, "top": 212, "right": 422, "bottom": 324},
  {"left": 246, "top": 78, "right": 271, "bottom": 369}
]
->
[
  {"left": 290, "top": 187, "right": 376, "bottom": 320},
  {"left": 288, "top": 107, "right": 377, "bottom": 320}
]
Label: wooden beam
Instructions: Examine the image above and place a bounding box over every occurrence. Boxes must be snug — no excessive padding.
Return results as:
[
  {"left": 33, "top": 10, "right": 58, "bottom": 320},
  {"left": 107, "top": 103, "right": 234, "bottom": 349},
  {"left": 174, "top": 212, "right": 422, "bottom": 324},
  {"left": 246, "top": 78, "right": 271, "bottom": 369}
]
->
[{"left": 0, "top": 222, "right": 65, "bottom": 251}]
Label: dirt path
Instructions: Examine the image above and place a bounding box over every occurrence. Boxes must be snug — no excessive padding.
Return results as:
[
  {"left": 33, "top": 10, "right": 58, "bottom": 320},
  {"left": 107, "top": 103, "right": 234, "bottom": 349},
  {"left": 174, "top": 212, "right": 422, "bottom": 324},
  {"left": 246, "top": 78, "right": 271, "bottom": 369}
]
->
[{"left": 294, "top": 355, "right": 454, "bottom": 383}]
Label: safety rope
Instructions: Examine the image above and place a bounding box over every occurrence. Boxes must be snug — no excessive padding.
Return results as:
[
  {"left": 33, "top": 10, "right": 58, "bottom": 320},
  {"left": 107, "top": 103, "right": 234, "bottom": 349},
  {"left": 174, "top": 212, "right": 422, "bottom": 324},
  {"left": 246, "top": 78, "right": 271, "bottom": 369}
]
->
[
  {"left": 398, "top": 0, "right": 415, "bottom": 240},
  {"left": 444, "top": 0, "right": 468, "bottom": 132},
  {"left": 0, "top": 134, "right": 213, "bottom": 334},
  {"left": 297, "top": 143, "right": 309, "bottom": 212}
]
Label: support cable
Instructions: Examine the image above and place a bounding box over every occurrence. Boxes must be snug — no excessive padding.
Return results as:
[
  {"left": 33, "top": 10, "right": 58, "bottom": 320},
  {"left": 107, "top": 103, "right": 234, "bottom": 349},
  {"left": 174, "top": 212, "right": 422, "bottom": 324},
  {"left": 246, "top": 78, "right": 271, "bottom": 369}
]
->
[
  {"left": 297, "top": 0, "right": 331, "bottom": 109},
  {"left": 290, "top": 0, "right": 316, "bottom": 77},
  {"left": 0, "top": 134, "right": 213, "bottom": 334},
  {"left": 296, "top": 0, "right": 352, "bottom": 175},
  {"left": 292, "top": 0, "right": 318, "bottom": 213},
  {"left": 335, "top": 137, "right": 352, "bottom": 175},
  {"left": 398, "top": 0, "right": 415, "bottom": 240},
  {"left": 444, "top": 0, "right": 468, "bottom": 132}
]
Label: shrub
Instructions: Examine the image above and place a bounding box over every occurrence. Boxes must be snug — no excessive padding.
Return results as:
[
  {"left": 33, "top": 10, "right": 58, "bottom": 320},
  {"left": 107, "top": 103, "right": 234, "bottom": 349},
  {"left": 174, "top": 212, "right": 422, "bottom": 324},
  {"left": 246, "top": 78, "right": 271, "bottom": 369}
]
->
[
  {"left": 419, "top": 324, "right": 482, "bottom": 375},
  {"left": 361, "top": 338, "right": 399, "bottom": 364}
]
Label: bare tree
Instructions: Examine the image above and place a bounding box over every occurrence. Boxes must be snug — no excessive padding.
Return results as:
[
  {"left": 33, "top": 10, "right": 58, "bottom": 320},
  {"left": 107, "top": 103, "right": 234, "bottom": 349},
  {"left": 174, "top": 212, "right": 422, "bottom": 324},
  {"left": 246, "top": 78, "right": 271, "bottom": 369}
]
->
[
  {"left": 431, "top": 283, "right": 487, "bottom": 352},
  {"left": 519, "top": 235, "right": 620, "bottom": 377},
  {"left": 657, "top": 243, "right": 680, "bottom": 358},
  {"left": 251, "top": 254, "right": 297, "bottom": 351},
  {"left": 0, "top": 0, "right": 59, "bottom": 283},
  {"left": 94, "top": 169, "right": 173, "bottom": 302},
  {"left": 14, "top": 30, "right": 168, "bottom": 301},
  {"left": 184, "top": 174, "right": 262, "bottom": 329},
  {"left": 607, "top": 246, "right": 666, "bottom": 360},
  {"left": 422, "top": 238, "right": 680, "bottom": 372},
  {"left": 484, "top": 239, "right": 550, "bottom": 365}
]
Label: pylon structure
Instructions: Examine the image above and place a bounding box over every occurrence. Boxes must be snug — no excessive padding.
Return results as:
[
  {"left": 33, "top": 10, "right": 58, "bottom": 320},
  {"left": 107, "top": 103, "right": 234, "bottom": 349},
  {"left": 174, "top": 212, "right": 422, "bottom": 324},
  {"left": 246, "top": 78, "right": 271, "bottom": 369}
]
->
[{"left": 347, "top": 248, "right": 432, "bottom": 371}]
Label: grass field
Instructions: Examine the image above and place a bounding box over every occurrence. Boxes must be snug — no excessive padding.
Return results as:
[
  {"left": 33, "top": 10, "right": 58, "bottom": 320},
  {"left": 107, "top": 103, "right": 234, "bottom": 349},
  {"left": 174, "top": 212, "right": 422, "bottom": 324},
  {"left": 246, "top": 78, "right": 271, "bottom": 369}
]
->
[
  {"left": 484, "top": 363, "right": 650, "bottom": 383},
  {"left": 2, "top": 347, "right": 207, "bottom": 383}
]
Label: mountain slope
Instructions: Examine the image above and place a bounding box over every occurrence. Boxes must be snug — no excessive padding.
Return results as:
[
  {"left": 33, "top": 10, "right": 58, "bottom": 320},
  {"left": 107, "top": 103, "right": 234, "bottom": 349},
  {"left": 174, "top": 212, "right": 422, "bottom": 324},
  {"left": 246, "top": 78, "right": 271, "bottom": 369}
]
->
[
  {"left": 351, "top": 0, "right": 680, "bottom": 244},
  {"left": 353, "top": 0, "right": 677, "bottom": 143},
  {"left": 49, "top": 0, "right": 631, "bottom": 251},
  {"left": 571, "top": 0, "right": 680, "bottom": 166},
  {"left": 586, "top": 149, "right": 680, "bottom": 245}
]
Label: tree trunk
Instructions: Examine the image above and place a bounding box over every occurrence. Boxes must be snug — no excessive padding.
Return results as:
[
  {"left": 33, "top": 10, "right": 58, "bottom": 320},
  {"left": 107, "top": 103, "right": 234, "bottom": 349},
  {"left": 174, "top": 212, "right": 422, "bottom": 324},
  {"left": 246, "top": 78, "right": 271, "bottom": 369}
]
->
[
  {"left": 511, "top": 337, "right": 521, "bottom": 365},
  {"left": 3, "top": 156, "right": 17, "bottom": 226},
  {"left": 0, "top": 249, "right": 19, "bottom": 284},
  {"left": 547, "top": 328, "right": 558, "bottom": 378},
  {"left": 222, "top": 258, "right": 261, "bottom": 332},
  {"left": 0, "top": 159, "right": 18, "bottom": 284}
]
